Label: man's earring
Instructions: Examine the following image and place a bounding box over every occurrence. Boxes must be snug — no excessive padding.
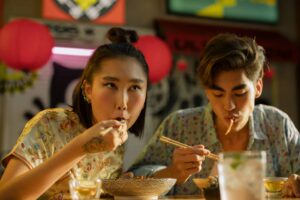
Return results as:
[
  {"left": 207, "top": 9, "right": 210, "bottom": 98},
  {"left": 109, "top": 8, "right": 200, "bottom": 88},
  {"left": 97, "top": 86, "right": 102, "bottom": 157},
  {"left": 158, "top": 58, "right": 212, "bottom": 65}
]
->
[{"left": 81, "top": 84, "right": 90, "bottom": 103}]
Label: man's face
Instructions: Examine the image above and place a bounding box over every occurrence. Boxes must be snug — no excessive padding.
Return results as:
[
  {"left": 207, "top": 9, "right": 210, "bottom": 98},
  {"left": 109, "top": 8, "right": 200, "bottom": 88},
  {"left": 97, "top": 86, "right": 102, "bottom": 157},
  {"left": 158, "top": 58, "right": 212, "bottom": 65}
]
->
[{"left": 205, "top": 69, "right": 263, "bottom": 133}]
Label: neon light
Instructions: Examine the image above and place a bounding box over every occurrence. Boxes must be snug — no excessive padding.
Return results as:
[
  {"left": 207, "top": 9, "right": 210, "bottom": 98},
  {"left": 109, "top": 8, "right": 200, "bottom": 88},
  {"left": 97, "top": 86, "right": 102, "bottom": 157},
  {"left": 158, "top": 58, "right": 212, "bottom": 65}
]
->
[{"left": 52, "top": 47, "right": 94, "bottom": 56}]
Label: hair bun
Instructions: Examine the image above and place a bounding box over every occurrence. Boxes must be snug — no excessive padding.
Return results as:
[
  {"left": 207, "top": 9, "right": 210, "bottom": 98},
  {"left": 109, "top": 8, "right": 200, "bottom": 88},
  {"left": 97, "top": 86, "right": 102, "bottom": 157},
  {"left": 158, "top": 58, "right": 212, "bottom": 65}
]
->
[{"left": 107, "top": 27, "right": 138, "bottom": 44}]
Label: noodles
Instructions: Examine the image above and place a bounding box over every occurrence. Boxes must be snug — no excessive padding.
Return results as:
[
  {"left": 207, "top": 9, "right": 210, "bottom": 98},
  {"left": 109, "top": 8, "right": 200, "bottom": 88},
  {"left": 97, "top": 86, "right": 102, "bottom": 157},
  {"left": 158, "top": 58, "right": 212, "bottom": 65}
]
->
[{"left": 225, "top": 119, "right": 234, "bottom": 135}]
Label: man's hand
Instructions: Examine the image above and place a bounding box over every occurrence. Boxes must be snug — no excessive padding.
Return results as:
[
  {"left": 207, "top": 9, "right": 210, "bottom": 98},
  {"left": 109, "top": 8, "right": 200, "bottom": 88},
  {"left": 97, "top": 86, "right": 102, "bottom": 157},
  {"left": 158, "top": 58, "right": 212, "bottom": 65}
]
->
[
  {"left": 168, "top": 145, "right": 210, "bottom": 183},
  {"left": 282, "top": 174, "right": 300, "bottom": 197}
]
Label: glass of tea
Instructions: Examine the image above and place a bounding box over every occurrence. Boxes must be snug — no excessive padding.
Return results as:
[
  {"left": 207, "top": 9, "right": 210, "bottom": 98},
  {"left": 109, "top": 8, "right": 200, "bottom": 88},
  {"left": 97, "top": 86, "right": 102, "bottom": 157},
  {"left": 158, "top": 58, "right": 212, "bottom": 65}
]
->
[
  {"left": 69, "top": 178, "right": 101, "bottom": 200},
  {"left": 264, "top": 177, "right": 288, "bottom": 198}
]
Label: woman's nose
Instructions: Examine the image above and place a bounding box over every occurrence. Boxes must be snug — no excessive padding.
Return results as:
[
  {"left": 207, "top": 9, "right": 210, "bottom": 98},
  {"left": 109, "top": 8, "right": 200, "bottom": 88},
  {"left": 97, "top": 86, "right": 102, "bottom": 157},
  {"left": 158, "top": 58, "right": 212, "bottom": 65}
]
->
[
  {"left": 117, "top": 104, "right": 127, "bottom": 110},
  {"left": 116, "top": 91, "right": 128, "bottom": 110}
]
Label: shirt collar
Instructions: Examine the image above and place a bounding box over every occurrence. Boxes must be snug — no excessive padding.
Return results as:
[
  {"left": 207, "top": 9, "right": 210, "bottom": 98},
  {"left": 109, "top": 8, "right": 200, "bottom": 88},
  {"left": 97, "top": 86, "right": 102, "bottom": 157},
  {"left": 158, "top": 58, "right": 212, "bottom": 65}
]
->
[
  {"left": 249, "top": 113, "right": 267, "bottom": 140},
  {"left": 204, "top": 104, "right": 267, "bottom": 148},
  {"left": 204, "top": 104, "right": 221, "bottom": 147}
]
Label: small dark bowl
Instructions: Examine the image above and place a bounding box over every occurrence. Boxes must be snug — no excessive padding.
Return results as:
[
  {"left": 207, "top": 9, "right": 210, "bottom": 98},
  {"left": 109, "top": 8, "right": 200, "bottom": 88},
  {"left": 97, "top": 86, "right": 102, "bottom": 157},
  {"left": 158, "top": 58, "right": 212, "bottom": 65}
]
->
[
  {"left": 203, "top": 187, "right": 221, "bottom": 200},
  {"left": 193, "top": 178, "right": 220, "bottom": 200}
]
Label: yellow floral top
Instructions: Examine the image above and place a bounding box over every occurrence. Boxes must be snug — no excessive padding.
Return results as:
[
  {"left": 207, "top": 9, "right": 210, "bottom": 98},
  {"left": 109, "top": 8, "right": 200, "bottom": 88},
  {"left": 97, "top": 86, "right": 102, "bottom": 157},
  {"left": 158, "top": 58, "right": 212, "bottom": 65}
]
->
[{"left": 2, "top": 108, "right": 124, "bottom": 200}]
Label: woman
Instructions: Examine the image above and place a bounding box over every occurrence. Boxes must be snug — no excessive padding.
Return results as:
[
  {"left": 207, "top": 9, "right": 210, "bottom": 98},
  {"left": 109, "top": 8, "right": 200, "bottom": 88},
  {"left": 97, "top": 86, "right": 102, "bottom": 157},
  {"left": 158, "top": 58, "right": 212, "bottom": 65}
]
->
[
  {"left": 0, "top": 27, "right": 149, "bottom": 199},
  {"left": 132, "top": 33, "right": 300, "bottom": 197}
]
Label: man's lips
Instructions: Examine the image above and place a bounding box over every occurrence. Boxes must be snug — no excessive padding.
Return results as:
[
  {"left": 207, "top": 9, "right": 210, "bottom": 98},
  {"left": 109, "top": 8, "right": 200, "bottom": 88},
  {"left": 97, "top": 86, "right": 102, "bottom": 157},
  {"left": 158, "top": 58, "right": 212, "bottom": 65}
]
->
[{"left": 225, "top": 114, "right": 239, "bottom": 120}]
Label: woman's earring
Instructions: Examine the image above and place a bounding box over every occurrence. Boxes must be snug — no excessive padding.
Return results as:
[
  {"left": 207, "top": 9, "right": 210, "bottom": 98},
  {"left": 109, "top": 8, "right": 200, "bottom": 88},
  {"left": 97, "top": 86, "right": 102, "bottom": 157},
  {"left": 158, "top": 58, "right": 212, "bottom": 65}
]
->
[{"left": 81, "top": 84, "right": 90, "bottom": 103}]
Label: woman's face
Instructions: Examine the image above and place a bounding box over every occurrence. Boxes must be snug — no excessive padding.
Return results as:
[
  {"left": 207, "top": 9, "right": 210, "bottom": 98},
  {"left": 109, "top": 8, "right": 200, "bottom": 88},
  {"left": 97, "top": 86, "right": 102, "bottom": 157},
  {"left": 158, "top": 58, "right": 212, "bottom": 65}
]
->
[
  {"left": 84, "top": 57, "right": 147, "bottom": 129},
  {"left": 204, "top": 69, "right": 263, "bottom": 133}
]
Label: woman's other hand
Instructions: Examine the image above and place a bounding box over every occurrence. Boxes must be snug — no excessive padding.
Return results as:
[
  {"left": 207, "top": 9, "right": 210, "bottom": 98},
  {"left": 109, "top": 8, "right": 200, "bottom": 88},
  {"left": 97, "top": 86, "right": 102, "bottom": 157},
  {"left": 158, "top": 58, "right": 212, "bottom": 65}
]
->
[
  {"left": 80, "top": 120, "right": 128, "bottom": 153},
  {"left": 282, "top": 174, "right": 300, "bottom": 197}
]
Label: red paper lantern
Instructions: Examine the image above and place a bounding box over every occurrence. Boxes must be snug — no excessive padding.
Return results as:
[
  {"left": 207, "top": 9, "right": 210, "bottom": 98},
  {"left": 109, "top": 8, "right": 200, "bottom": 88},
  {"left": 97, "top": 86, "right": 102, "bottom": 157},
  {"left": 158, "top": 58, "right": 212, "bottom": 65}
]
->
[
  {"left": 135, "top": 35, "right": 172, "bottom": 84},
  {"left": 176, "top": 58, "right": 188, "bottom": 72},
  {"left": 264, "top": 68, "right": 274, "bottom": 79},
  {"left": 0, "top": 19, "right": 54, "bottom": 71}
]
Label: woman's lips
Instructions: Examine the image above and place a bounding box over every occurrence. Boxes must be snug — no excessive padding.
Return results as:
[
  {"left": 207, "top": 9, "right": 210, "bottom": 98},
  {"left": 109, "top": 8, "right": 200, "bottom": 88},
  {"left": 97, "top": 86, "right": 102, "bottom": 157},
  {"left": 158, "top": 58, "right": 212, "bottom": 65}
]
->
[
  {"left": 115, "top": 117, "right": 125, "bottom": 121},
  {"left": 115, "top": 117, "right": 126, "bottom": 124}
]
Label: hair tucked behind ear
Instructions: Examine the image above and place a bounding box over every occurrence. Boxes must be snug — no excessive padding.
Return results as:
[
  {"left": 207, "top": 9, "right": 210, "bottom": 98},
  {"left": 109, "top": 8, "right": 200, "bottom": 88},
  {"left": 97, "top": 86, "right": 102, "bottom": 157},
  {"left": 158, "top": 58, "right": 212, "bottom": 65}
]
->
[{"left": 72, "top": 27, "right": 149, "bottom": 138}]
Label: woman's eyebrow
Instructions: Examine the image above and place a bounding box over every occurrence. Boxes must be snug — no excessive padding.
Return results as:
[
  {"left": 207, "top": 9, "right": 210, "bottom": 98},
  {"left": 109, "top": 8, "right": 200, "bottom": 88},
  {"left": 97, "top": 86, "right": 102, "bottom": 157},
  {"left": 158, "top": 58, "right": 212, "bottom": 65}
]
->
[
  {"left": 103, "top": 76, "right": 119, "bottom": 81},
  {"left": 130, "top": 78, "right": 145, "bottom": 84},
  {"left": 102, "top": 76, "right": 145, "bottom": 84}
]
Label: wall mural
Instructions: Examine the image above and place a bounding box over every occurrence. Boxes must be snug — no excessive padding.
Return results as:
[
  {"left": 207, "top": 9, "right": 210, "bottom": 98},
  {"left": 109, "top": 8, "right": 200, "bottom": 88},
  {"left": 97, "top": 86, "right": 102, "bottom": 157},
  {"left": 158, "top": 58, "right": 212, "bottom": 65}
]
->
[{"left": 42, "top": 0, "right": 125, "bottom": 25}]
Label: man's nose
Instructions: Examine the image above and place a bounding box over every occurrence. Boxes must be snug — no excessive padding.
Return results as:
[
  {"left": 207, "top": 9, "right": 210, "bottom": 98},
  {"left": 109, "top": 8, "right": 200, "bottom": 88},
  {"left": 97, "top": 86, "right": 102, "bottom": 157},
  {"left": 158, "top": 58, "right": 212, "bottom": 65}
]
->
[{"left": 224, "top": 96, "right": 236, "bottom": 111}]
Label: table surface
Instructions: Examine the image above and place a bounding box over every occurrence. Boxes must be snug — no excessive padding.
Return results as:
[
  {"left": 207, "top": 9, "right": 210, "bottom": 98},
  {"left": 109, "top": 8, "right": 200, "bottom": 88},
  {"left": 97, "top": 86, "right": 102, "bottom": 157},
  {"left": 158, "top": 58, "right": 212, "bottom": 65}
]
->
[{"left": 96, "top": 195, "right": 300, "bottom": 200}]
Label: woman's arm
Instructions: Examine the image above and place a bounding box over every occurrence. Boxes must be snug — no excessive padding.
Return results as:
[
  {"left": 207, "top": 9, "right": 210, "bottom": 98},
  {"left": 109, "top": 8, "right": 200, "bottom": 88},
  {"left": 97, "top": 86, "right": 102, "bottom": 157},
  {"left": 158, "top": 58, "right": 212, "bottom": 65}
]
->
[
  {"left": 0, "top": 134, "right": 85, "bottom": 200},
  {"left": 0, "top": 120, "right": 127, "bottom": 200}
]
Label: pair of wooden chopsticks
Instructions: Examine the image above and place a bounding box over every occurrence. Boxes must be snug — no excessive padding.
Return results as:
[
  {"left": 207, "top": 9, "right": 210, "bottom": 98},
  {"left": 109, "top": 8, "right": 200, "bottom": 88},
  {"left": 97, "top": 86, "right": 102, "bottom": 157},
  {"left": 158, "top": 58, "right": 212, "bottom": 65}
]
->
[{"left": 159, "top": 136, "right": 219, "bottom": 161}]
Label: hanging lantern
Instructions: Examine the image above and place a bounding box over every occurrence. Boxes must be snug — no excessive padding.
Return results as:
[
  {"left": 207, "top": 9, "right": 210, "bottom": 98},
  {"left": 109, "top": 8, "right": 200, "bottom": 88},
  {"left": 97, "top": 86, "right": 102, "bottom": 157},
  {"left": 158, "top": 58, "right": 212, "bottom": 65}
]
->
[
  {"left": 264, "top": 67, "right": 274, "bottom": 79},
  {"left": 0, "top": 29, "right": 2, "bottom": 61},
  {"left": 0, "top": 19, "right": 54, "bottom": 71},
  {"left": 176, "top": 57, "right": 188, "bottom": 72},
  {"left": 135, "top": 35, "right": 172, "bottom": 84}
]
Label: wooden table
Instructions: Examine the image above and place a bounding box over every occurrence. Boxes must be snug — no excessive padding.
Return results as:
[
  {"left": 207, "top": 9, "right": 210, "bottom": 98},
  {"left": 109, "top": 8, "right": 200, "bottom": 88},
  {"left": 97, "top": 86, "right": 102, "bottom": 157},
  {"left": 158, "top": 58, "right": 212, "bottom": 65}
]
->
[
  {"left": 161, "top": 196, "right": 300, "bottom": 200},
  {"left": 96, "top": 195, "right": 300, "bottom": 200}
]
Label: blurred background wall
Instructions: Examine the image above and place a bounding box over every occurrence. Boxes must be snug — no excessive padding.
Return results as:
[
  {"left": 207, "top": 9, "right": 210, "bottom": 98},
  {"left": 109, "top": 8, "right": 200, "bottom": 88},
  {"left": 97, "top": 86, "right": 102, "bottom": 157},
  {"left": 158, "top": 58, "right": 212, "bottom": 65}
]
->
[{"left": 0, "top": 0, "right": 299, "bottom": 170}]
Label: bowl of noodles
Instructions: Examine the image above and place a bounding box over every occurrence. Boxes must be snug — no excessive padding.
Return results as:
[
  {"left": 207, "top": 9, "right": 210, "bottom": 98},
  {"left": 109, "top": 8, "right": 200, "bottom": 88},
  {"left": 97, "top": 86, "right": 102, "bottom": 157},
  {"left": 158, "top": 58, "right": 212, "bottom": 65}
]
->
[{"left": 101, "top": 177, "right": 176, "bottom": 200}]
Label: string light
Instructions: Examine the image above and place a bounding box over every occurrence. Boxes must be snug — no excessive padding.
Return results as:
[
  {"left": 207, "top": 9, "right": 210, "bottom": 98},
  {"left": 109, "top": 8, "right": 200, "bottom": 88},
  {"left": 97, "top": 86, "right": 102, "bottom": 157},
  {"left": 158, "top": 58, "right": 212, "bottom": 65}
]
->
[{"left": 52, "top": 47, "right": 94, "bottom": 56}]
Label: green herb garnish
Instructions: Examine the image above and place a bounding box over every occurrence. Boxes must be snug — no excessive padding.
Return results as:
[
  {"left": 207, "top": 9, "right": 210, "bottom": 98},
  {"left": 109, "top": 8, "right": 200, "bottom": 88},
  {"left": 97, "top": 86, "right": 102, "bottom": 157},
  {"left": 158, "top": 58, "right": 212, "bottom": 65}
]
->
[{"left": 230, "top": 154, "right": 245, "bottom": 170}]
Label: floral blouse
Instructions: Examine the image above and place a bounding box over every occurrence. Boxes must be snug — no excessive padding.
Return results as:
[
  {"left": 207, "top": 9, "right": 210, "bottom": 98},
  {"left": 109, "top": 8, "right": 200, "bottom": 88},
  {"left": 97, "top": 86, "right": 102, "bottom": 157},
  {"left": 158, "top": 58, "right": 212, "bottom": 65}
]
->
[
  {"left": 132, "top": 104, "right": 300, "bottom": 195},
  {"left": 2, "top": 108, "right": 124, "bottom": 200}
]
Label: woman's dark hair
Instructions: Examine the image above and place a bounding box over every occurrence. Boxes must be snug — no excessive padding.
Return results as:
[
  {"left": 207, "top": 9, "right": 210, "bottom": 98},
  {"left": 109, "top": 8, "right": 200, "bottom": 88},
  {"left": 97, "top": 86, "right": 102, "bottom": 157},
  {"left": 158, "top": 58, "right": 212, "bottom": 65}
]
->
[
  {"left": 197, "top": 33, "right": 266, "bottom": 88},
  {"left": 72, "top": 27, "right": 149, "bottom": 137}
]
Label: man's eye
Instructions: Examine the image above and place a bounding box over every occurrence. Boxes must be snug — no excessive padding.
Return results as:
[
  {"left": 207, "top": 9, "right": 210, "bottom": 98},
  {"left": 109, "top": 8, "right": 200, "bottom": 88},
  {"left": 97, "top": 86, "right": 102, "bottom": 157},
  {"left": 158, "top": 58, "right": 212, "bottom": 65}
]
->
[
  {"left": 213, "top": 93, "right": 223, "bottom": 98},
  {"left": 235, "top": 91, "right": 247, "bottom": 97}
]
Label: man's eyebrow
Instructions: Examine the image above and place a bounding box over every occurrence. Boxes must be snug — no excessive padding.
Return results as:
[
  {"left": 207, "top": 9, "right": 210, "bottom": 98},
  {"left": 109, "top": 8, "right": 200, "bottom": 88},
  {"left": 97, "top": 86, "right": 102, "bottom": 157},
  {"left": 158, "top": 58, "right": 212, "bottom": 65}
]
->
[
  {"left": 210, "top": 85, "right": 224, "bottom": 91},
  {"left": 232, "top": 84, "right": 247, "bottom": 90},
  {"left": 210, "top": 84, "right": 247, "bottom": 91}
]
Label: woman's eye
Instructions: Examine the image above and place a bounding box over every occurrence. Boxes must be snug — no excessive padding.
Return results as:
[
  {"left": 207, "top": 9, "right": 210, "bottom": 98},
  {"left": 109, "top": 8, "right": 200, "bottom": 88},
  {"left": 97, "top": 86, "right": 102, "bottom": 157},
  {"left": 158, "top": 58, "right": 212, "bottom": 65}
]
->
[
  {"left": 103, "top": 83, "right": 116, "bottom": 89},
  {"left": 130, "top": 85, "right": 141, "bottom": 91}
]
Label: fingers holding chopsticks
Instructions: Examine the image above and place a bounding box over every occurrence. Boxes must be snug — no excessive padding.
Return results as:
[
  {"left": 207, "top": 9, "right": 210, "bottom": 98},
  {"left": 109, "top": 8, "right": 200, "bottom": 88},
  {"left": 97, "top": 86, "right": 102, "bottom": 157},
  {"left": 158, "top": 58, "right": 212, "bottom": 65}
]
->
[
  {"left": 81, "top": 119, "right": 128, "bottom": 153},
  {"left": 159, "top": 135, "right": 218, "bottom": 161},
  {"left": 169, "top": 145, "right": 209, "bottom": 183},
  {"left": 192, "top": 144, "right": 211, "bottom": 156},
  {"left": 173, "top": 145, "right": 210, "bottom": 171}
]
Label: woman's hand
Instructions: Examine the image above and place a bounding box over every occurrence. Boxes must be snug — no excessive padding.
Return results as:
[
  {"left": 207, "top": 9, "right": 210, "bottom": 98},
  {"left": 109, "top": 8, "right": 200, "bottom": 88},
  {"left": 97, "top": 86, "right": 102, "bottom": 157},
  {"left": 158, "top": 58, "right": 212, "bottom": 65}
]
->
[
  {"left": 282, "top": 174, "right": 300, "bottom": 197},
  {"left": 80, "top": 120, "right": 128, "bottom": 154},
  {"left": 168, "top": 145, "right": 210, "bottom": 184}
]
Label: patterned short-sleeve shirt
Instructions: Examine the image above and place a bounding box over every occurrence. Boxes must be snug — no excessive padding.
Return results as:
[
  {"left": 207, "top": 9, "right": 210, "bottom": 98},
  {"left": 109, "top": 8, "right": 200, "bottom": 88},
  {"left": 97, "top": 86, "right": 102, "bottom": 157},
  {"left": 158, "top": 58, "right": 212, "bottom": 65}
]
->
[
  {"left": 133, "top": 104, "right": 300, "bottom": 195},
  {"left": 2, "top": 108, "right": 124, "bottom": 200}
]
